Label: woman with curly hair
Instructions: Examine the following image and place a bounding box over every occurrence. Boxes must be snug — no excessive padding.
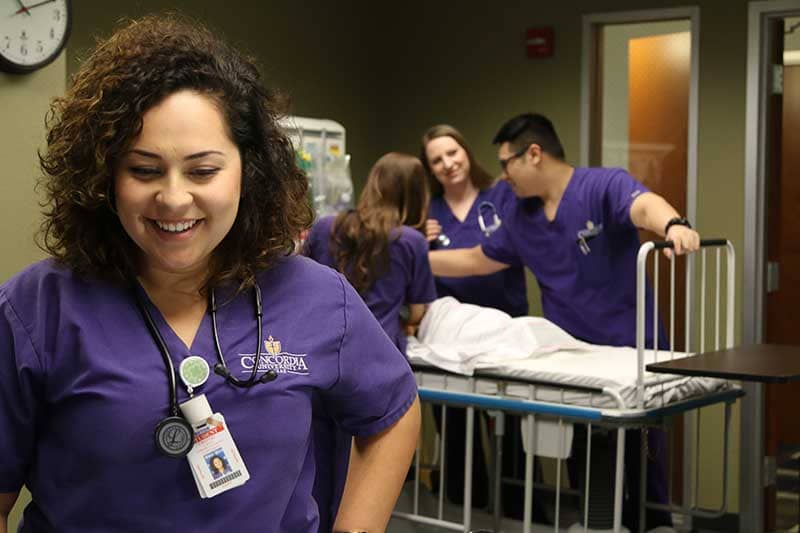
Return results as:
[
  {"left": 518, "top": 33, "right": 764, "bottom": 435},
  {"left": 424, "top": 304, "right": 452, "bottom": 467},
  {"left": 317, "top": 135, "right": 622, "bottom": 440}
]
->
[
  {"left": 0, "top": 14, "right": 419, "bottom": 533},
  {"left": 304, "top": 152, "right": 437, "bottom": 354}
]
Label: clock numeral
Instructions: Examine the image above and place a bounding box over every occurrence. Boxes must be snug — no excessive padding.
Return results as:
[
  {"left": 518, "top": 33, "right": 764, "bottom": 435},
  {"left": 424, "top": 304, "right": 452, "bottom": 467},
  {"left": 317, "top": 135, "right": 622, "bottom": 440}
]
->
[
  {"left": 36, "top": 41, "right": 44, "bottom": 53},
  {"left": 20, "top": 44, "right": 28, "bottom": 56},
  {"left": 53, "top": 10, "right": 61, "bottom": 21},
  {"left": 50, "top": 28, "right": 55, "bottom": 39},
  {"left": 20, "top": 30, "right": 28, "bottom": 41}
]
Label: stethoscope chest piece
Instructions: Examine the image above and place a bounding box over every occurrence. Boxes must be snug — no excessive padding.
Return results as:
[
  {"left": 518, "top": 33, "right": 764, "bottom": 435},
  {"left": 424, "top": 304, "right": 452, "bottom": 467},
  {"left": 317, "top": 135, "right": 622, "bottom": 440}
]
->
[
  {"left": 155, "top": 415, "right": 194, "bottom": 458},
  {"left": 477, "top": 201, "right": 502, "bottom": 237}
]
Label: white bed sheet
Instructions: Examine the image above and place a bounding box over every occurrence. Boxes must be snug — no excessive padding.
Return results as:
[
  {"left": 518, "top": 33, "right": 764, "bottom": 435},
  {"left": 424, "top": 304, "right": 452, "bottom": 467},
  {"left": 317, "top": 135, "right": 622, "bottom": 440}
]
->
[{"left": 407, "top": 297, "right": 730, "bottom": 410}]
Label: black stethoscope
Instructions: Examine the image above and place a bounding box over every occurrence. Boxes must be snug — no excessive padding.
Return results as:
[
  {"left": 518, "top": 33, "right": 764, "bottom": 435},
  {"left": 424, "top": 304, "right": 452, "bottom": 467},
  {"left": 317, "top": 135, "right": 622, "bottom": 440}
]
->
[{"left": 134, "top": 282, "right": 277, "bottom": 458}]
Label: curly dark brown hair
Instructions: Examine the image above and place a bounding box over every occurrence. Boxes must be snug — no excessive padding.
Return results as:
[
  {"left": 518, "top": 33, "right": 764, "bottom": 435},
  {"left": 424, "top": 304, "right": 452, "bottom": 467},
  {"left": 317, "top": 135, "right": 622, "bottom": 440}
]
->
[{"left": 37, "top": 13, "right": 313, "bottom": 291}]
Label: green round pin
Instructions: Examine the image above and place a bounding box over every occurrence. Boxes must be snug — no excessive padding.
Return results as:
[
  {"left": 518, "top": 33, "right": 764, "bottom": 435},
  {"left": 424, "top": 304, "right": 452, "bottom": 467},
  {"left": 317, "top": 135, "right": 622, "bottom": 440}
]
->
[{"left": 179, "top": 356, "right": 210, "bottom": 391}]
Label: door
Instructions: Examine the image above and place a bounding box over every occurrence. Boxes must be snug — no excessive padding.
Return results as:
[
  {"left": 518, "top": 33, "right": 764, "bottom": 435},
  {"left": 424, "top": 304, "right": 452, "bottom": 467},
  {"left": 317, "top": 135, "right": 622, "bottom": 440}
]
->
[
  {"left": 764, "top": 17, "right": 800, "bottom": 531},
  {"left": 629, "top": 30, "right": 690, "bottom": 352},
  {"left": 588, "top": 18, "right": 693, "bottom": 509}
]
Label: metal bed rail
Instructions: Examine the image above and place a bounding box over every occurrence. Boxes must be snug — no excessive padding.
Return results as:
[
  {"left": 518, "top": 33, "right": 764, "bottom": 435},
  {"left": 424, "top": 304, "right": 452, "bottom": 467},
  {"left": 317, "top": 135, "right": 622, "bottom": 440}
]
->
[{"left": 393, "top": 240, "right": 741, "bottom": 533}]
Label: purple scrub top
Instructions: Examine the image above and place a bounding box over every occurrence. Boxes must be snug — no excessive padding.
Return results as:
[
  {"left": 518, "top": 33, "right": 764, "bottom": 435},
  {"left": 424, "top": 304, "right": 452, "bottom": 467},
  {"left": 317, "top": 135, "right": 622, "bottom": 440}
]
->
[
  {"left": 0, "top": 256, "right": 418, "bottom": 533},
  {"left": 483, "top": 167, "right": 663, "bottom": 348},
  {"left": 428, "top": 180, "right": 528, "bottom": 317},
  {"left": 304, "top": 214, "right": 437, "bottom": 355}
]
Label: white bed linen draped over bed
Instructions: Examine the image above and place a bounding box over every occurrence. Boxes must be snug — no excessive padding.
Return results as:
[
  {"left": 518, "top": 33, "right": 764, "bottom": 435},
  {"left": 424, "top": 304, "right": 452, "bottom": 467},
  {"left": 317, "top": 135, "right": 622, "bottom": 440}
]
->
[{"left": 407, "top": 297, "right": 727, "bottom": 410}]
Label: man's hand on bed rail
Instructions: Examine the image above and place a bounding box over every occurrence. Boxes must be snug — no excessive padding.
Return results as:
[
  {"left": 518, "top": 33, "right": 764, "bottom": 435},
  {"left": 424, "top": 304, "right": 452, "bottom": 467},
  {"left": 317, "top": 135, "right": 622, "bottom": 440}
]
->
[
  {"left": 664, "top": 223, "right": 700, "bottom": 257},
  {"left": 629, "top": 192, "right": 700, "bottom": 258}
]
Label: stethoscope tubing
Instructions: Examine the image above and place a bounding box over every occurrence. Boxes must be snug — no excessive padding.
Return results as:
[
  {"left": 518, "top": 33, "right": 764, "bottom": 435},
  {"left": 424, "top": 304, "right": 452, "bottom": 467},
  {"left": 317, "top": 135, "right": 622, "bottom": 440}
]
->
[
  {"left": 134, "top": 281, "right": 274, "bottom": 420},
  {"left": 135, "top": 289, "right": 181, "bottom": 416}
]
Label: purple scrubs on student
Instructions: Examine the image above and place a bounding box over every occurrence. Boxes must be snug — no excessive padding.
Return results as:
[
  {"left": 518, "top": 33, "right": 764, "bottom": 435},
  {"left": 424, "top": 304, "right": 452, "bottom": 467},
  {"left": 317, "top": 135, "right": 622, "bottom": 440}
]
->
[
  {"left": 304, "top": 215, "right": 437, "bottom": 355},
  {"left": 429, "top": 180, "right": 528, "bottom": 317},
  {"left": 0, "top": 256, "right": 418, "bottom": 533},
  {"left": 483, "top": 167, "right": 662, "bottom": 347},
  {"left": 482, "top": 167, "right": 670, "bottom": 530}
]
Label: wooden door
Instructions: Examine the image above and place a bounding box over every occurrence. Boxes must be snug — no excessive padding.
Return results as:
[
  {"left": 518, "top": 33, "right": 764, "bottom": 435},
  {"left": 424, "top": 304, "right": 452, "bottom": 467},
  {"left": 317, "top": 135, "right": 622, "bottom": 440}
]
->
[
  {"left": 765, "top": 62, "right": 800, "bottom": 531},
  {"left": 628, "top": 31, "right": 691, "bottom": 506},
  {"left": 629, "top": 31, "right": 690, "bottom": 351}
]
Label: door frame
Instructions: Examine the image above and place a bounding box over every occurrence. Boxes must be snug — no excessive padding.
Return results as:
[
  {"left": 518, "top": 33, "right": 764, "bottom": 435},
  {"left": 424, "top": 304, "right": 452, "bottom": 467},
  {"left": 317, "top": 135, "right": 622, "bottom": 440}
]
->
[
  {"left": 580, "top": 6, "right": 700, "bottom": 226},
  {"left": 744, "top": 2, "right": 800, "bottom": 532}
]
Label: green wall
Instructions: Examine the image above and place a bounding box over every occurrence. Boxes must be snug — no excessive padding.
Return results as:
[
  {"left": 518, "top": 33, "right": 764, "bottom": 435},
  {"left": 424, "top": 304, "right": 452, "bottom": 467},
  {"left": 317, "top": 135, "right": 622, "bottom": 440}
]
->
[
  {"left": 0, "top": 54, "right": 65, "bottom": 283},
  {"left": 2, "top": 0, "right": 756, "bottom": 527},
  {"left": 66, "top": 1, "right": 385, "bottom": 189},
  {"left": 64, "top": 1, "right": 750, "bottom": 314}
]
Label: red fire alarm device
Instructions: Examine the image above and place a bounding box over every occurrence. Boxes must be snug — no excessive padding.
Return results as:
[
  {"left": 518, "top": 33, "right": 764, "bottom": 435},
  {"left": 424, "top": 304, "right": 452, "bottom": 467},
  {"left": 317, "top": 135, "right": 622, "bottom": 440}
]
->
[{"left": 526, "top": 27, "right": 554, "bottom": 58}]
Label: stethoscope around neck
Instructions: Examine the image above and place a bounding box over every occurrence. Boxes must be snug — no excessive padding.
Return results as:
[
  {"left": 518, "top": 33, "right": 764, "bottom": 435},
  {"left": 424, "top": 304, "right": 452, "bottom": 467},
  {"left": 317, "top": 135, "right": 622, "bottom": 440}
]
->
[
  {"left": 133, "top": 282, "right": 277, "bottom": 457},
  {"left": 436, "top": 200, "right": 502, "bottom": 248}
]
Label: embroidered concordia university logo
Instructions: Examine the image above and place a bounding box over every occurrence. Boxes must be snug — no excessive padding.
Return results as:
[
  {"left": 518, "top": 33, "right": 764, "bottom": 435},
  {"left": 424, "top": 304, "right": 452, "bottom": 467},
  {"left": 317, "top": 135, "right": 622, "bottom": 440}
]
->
[{"left": 239, "top": 335, "right": 310, "bottom": 376}]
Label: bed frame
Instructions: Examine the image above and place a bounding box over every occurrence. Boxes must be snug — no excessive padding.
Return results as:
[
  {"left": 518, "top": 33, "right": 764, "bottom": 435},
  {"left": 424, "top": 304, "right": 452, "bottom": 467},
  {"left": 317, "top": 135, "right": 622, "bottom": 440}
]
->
[{"left": 392, "top": 239, "right": 742, "bottom": 533}]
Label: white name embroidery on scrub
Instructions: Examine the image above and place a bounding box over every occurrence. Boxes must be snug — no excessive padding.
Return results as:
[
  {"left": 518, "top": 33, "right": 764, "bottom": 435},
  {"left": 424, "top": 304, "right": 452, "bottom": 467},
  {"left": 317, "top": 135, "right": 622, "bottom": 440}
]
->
[
  {"left": 238, "top": 335, "right": 310, "bottom": 376},
  {"left": 180, "top": 394, "right": 250, "bottom": 498}
]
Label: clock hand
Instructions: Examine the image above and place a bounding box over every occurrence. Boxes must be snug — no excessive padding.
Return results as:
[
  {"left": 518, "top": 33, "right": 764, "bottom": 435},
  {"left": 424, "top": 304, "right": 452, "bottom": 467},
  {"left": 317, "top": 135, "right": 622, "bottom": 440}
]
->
[
  {"left": 14, "top": 0, "right": 31, "bottom": 16},
  {"left": 13, "top": 0, "right": 55, "bottom": 15}
]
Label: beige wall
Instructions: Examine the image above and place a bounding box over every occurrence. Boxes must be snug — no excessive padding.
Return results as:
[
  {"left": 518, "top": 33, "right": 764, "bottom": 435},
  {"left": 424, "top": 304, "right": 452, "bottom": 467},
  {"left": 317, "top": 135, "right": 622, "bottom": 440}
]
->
[
  {"left": 373, "top": 0, "right": 749, "bottom": 321},
  {"left": 67, "top": 1, "right": 384, "bottom": 187},
  {"left": 0, "top": 52, "right": 64, "bottom": 533},
  {"left": 0, "top": 54, "right": 65, "bottom": 283}
]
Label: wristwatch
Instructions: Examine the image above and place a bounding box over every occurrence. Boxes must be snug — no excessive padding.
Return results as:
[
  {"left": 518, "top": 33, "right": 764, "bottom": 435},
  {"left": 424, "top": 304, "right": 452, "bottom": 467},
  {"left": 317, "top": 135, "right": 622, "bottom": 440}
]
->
[{"left": 664, "top": 217, "right": 691, "bottom": 235}]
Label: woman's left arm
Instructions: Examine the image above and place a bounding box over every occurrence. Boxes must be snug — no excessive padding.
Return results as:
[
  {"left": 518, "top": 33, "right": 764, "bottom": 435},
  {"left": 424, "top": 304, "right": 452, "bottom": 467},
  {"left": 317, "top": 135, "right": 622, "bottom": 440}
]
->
[{"left": 333, "top": 397, "right": 421, "bottom": 533}]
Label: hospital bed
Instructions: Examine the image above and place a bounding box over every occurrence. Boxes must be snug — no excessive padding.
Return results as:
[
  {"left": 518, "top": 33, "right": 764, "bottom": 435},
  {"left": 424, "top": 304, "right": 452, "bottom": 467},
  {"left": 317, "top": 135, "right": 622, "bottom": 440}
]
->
[{"left": 393, "top": 239, "right": 742, "bottom": 533}]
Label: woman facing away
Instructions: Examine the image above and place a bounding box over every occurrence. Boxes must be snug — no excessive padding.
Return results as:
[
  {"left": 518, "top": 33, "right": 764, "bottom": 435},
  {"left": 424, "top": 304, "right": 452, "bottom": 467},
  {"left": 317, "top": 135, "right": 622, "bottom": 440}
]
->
[
  {"left": 303, "top": 152, "right": 436, "bottom": 530},
  {"left": 304, "top": 152, "right": 437, "bottom": 353},
  {"left": 0, "top": 14, "right": 419, "bottom": 533}
]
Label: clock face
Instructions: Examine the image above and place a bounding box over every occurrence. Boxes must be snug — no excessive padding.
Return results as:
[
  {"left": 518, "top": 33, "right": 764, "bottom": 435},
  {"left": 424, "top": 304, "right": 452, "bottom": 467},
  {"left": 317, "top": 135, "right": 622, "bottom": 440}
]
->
[{"left": 0, "top": 0, "right": 71, "bottom": 73}]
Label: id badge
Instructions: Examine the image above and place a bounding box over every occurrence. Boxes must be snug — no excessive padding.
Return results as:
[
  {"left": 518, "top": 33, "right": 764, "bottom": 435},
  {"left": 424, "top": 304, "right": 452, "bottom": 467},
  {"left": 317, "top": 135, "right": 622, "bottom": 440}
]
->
[{"left": 183, "top": 407, "right": 250, "bottom": 498}]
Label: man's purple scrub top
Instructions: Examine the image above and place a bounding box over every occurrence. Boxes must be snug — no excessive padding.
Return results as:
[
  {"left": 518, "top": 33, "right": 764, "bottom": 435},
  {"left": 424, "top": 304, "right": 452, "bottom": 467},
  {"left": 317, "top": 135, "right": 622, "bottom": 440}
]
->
[{"left": 483, "top": 167, "right": 663, "bottom": 348}]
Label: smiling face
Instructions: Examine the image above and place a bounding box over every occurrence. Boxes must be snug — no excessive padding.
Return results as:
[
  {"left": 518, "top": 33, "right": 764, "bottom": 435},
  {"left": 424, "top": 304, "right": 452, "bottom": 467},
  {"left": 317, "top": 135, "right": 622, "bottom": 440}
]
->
[
  {"left": 114, "top": 90, "right": 242, "bottom": 281},
  {"left": 424, "top": 135, "right": 472, "bottom": 192}
]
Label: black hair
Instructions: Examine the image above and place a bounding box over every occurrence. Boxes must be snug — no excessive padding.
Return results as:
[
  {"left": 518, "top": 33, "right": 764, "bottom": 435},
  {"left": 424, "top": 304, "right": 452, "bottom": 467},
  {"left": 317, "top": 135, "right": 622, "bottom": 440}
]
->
[{"left": 492, "top": 113, "right": 565, "bottom": 160}]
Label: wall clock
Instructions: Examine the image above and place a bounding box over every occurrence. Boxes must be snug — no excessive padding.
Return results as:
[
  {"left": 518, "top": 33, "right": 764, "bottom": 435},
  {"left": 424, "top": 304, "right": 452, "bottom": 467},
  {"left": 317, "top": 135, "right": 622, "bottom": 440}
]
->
[{"left": 0, "top": 0, "right": 71, "bottom": 74}]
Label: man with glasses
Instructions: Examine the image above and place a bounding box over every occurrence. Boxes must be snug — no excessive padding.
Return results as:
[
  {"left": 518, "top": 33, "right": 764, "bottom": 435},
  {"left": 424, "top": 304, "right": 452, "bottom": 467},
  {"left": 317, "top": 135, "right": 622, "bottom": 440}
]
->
[{"left": 429, "top": 112, "right": 699, "bottom": 531}]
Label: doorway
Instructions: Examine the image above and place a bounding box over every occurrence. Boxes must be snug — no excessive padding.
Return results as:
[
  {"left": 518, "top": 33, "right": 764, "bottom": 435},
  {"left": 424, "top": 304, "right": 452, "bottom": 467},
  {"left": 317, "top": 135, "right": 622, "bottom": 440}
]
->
[
  {"left": 581, "top": 13, "right": 696, "bottom": 351},
  {"left": 581, "top": 8, "right": 699, "bottom": 529}
]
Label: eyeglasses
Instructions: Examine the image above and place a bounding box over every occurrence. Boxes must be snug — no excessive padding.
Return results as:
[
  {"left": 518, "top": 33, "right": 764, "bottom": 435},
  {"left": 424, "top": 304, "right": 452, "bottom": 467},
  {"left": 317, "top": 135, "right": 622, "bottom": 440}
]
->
[{"left": 498, "top": 144, "right": 531, "bottom": 172}]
